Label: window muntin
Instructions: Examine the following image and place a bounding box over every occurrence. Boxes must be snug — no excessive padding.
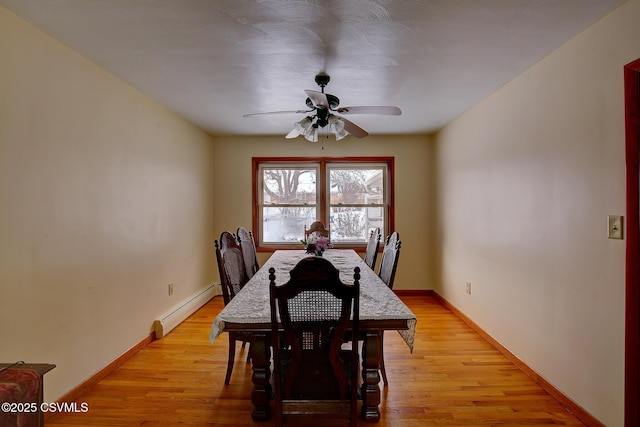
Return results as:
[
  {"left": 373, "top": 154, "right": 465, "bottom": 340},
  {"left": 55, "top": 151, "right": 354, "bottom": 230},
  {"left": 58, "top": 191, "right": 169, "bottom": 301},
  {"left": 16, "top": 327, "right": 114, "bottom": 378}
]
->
[{"left": 254, "top": 158, "right": 392, "bottom": 249}]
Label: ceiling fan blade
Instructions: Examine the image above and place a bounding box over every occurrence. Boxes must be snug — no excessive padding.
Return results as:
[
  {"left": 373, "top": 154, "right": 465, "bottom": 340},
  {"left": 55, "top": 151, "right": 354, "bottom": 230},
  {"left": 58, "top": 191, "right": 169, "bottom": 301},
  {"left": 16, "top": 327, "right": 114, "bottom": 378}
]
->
[
  {"left": 336, "top": 106, "right": 402, "bottom": 115},
  {"left": 338, "top": 117, "right": 369, "bottom": 138},
  {"left": 243, "top": 110, "right": 310, "bottom": 117},
  {"left": 304, "top": 90, "right": 329, "bottom": 109}
]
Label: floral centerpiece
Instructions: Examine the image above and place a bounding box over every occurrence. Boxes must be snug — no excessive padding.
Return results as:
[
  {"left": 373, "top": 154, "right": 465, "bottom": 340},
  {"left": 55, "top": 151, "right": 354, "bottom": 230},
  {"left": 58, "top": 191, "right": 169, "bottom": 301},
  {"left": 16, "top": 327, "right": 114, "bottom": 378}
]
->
[{"left": 301, "top": 232, "right": 331, "bottom": 256}]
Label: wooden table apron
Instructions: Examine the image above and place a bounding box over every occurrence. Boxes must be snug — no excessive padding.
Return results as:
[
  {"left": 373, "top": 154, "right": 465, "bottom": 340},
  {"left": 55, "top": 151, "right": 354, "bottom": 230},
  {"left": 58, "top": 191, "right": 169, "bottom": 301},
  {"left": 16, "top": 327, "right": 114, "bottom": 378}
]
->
[{"left": 210, "top": 249, "right": 416, "bottom": 423}]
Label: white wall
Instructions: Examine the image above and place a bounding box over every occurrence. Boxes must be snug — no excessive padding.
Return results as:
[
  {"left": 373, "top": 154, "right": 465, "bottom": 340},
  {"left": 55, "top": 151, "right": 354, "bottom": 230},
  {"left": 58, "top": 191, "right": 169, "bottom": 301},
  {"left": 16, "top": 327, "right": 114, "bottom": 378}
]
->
[
  {"left": 435, "top": 1, "right": 639, "bottom": 425},
  {"left": 210, "top": 134, "right": 436, "bottom": 291},
  {"left": 0, "top": 6, "right": 216, "bottom": 401}
]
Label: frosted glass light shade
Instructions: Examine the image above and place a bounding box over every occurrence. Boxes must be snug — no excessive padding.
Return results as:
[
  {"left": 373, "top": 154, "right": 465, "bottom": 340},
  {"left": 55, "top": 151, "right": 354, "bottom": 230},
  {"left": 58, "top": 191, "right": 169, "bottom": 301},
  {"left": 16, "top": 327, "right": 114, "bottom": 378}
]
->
[{"left": 328, "top": 115, "right": 348, "bottom": 140}]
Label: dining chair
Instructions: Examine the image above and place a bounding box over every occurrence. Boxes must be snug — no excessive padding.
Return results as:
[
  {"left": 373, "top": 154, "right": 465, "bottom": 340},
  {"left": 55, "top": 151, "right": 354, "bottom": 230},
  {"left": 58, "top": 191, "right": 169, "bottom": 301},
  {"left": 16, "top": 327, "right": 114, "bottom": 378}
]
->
[
  {"left": 236, "top": 226, "right": 259, "bottom": 279},
  {"left": 379, "top": 231, "right": 401, "bottom": 290},
  {"left": 304, "top": 221, "right": 330, "bottom": 238},
  {"left": 376, "top": 231, "right": 401, "bottom": 386},
  {"left": 215, "top": 231, "right": 252, "bottom": 385},
  {"left": 269, "top": 257, "right": 360, "bottom": 426},
  {"left": 363, "top": 227, "right": 381, "bottom": 269}
]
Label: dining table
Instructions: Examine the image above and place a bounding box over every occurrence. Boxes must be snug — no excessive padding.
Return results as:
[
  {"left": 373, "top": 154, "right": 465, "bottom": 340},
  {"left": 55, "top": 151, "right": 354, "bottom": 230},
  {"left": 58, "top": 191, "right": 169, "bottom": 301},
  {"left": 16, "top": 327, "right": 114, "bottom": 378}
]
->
[{"left": 210, "top": 249, "right": 417, "bottom": 423}]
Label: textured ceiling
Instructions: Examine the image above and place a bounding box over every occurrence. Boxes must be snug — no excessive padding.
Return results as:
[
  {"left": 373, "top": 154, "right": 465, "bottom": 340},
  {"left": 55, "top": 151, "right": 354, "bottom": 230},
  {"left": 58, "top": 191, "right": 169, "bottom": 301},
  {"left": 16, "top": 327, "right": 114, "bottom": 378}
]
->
[{"left": 0, "top": 0, "right": 626, "bottom": 137}]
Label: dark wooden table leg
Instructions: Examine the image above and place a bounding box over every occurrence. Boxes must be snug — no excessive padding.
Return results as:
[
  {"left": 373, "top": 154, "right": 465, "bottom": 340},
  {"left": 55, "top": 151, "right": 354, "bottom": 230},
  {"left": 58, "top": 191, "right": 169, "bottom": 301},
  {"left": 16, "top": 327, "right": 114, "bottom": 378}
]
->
[
  {"left": 250, "top": 333, "right": 271, "bottom": 422},
  {"left": 360, "top": 331, "right": 381, "bottom": 422}
]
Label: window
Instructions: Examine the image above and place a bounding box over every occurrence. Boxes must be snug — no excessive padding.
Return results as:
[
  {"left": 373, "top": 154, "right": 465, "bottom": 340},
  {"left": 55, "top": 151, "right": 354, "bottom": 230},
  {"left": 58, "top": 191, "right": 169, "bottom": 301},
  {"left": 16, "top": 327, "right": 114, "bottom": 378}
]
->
[{"left": 253, "top": 157, "right": 394, "bottom": 250}]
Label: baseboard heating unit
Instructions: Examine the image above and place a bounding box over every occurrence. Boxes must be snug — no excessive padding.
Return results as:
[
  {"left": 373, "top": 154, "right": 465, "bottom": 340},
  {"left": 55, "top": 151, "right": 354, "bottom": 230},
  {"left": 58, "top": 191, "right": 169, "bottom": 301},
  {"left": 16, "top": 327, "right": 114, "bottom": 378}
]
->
[{"left": 153, "top": 284, "right": 219, "bottom": 339}]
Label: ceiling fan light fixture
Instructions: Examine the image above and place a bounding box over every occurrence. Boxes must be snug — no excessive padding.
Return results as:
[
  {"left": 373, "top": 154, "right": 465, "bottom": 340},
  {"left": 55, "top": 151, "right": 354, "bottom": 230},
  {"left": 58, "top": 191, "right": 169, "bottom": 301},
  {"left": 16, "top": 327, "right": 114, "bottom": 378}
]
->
[
  {"left": 304, "top": 127, "right": 318, "bottom": 142},
  {"left": 293, "top": 116, "right": 319, "bottom": 142},
  {"left": 285, "top": 128, "right": 300, "bottom": 139},
  {"left": 328, "top": 115, "right": 348, "bottom": 141},
  {"left": 294, "top": 116, "right": 313, "bottom": 134}
]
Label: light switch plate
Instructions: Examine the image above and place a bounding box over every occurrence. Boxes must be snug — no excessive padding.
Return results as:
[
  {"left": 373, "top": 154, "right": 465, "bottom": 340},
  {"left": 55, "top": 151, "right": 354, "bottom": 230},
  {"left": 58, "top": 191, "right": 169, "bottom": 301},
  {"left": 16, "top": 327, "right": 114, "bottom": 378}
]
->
[{"left": 608, "top": 215, "right": 623, "bottom": 239}]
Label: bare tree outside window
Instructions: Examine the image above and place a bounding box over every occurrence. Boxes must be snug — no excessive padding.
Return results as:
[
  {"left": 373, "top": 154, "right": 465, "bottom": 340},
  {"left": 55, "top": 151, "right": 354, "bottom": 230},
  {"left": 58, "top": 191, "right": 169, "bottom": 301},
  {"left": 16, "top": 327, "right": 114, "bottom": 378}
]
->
[{"left": 262, "top": 168, "right": 317, "bottom": 242}]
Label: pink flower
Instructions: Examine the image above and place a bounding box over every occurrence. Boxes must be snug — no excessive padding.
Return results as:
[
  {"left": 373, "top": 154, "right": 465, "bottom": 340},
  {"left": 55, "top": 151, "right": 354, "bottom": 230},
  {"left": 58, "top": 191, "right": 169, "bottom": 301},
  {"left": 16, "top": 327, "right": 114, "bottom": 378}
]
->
[{"left": 301, "top": 232, "right": 331, "bottom": 255}]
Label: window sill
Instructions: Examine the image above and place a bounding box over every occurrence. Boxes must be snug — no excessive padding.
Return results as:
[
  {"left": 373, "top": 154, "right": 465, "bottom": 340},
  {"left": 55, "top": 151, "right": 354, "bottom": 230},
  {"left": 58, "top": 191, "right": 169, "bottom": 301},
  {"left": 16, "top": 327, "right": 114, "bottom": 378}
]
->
[{"left": 257, "top": 245, "right": 368, "bottom": 254}]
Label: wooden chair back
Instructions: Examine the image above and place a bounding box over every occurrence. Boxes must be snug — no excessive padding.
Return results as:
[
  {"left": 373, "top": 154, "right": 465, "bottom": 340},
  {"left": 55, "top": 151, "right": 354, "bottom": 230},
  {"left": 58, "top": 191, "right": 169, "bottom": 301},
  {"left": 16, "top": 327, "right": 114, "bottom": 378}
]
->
[
  {"left": 304, "top": 221, "right": 330, "bottom": 238},
  {"left": 269, "top": 257, "right": 360, "bottom": 426},
  {"left": 215, "top": 231, "right": 248, "bottom": 305},
  {"left": 364, "top": 227, "right": 381, "bottom": 269},
  {"left": 378, "top": 231, "right": 401, "bottom": 290},
  {"left": 237, "top": 227, "right": 259, "bottom": 279}
]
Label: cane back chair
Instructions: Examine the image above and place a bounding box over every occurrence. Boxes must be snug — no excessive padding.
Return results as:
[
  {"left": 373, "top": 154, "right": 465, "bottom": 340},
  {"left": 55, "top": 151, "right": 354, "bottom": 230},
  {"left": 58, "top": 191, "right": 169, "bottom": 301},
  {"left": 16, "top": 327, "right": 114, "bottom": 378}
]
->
[
  {"left": 215, "top": 231, "right": 252, "bottom": 384},
  {"left": 363, "top": 227, "right": 381, "bottom": 269},
  {"left": 304, "top": 221, "right": 330, "bottom": 238},
  {"left": 376, "top": 231, "right": 401, "bottom": 385},
  {"left": 269, "top": 257, "right": 360, "bottom": 426},
  {"left": 237, "top": 226, "right": 260, "bottom": 279}
]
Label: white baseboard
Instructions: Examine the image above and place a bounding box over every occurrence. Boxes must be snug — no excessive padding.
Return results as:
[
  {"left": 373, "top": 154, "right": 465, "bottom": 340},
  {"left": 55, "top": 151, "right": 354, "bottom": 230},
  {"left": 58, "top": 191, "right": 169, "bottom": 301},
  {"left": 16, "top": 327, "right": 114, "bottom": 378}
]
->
[{"left": 153, "top": 283, "right": 220, "bottom": 338}]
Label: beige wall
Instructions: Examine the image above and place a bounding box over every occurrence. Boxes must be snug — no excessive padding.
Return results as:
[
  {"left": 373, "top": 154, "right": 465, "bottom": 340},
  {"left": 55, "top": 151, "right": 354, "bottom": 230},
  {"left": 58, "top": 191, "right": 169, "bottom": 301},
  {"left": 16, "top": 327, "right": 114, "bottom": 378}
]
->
[
  {"left": 211, "top": 134, "right": 436, "bottom": 291},
  {"left": 0, "top": 7, "right": 216, "bottom": 401},
  {"left": 435, "top": 1, "right": 638, "bottom": 425}
]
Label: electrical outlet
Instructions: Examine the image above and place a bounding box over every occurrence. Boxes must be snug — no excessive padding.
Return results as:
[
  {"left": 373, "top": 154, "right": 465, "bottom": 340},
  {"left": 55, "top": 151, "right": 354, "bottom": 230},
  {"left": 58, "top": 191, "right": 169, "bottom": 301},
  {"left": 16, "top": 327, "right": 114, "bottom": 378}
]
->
[
  {"left": 466, "top": 282, "right": 472, "bottom": 295},
  {"left": 168, "top": 283, "right": 174, "bottom": 296}
]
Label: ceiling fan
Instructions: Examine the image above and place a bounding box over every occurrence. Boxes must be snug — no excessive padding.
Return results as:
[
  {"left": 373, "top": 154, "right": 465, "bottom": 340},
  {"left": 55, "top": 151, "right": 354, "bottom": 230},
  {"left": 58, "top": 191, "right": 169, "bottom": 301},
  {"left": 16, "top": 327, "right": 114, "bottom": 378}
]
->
[{"left": 242, "top": 73, "right": 401, "bottom": 141}]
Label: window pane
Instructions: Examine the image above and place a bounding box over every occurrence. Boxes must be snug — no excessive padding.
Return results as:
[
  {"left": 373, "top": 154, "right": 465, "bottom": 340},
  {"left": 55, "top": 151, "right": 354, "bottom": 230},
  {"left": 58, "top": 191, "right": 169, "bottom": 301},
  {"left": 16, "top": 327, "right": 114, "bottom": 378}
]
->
[
  {"left": 330, "top": 207, "right": 385, "bottom": 242},
  {"left": 263, "top": 206, "right": 316, "bottom": 243},
  {"left": 329, "top": 168, "right": 384, "bottom": 204},
  {"left": 262, "top": 168, "right": 316, "bottom": 204}
]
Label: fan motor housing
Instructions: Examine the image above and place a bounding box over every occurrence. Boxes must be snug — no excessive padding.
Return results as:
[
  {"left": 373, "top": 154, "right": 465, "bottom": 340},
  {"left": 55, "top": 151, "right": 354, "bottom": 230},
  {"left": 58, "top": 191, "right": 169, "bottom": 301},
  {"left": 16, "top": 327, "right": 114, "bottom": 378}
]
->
[{"left": 306, "top": 94, "right": 340, "bottom": 110}]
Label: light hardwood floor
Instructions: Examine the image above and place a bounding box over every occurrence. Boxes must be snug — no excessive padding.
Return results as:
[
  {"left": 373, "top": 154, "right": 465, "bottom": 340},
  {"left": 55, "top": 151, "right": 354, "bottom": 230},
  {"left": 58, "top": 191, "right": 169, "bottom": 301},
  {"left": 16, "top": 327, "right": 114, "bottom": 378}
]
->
[{"left": 46, "top": 295, "right": 585, "bottom": 426}]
